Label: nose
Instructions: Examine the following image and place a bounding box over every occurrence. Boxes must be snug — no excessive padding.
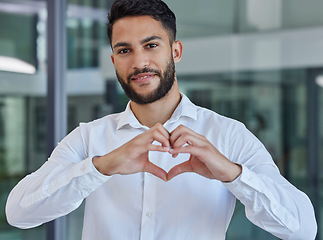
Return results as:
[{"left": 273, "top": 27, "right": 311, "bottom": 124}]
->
[{"left": 131, "top": 50, "right": 149, "bottom": 69}]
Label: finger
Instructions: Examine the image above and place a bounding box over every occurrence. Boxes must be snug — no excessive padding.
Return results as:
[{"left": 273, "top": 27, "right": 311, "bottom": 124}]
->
[
  {"left": 150, "top": 123, "right": 170, "bottom": 141},
  {"left": 172, "top": 153, "right": 178, "bottom": 158},
  {"left": 170, "top": 125, "right": 204, "bottom": 148},
  {"left": 167, "top": 161, "right": 193, "bottom": 180},
  {"left": 169, "top": 124, "right": 189, "bottom": 145},
  {"left": 169, "top": 145, "right": 203, "bottom": 159},
  {"left": 171, "top": 133, "right": 196, "bottom": 149},
  {"left": 147, "top": 144, "right": 170, "bottom": 152},
  {"left": 149, "top": 131, "right": 170, "bottom": 149},
  {"left": 154, "top": 123, "right": 170, "bottom": 139},
  {"left": 143, "top": 161, "right": 167, "bottom": 181},
  {"left": 145, "top": 124, "right": 170, "bottom": 148}
]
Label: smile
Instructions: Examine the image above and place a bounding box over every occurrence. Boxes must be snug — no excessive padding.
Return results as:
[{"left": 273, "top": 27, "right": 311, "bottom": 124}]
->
[{"left": 131, "top": 73, "right": 157, "bottom": 82}]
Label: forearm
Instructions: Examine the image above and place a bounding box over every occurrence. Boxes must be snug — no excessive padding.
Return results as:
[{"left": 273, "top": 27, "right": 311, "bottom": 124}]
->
[
  {"left": 6, "top": 157, "right": 108, "bottom": 229},
  {"left": 224, "top": 165, "right": 317, "bottom": 239}
]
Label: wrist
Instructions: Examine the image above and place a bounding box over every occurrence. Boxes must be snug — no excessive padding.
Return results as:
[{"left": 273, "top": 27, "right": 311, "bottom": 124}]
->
[
  {"left": 92, "top": 155, "right": 114, "bottom": 176},
  {"left": 222, "top": 163, "right": 242, "bottom": 183},
  {"left": 92, "top": 156, "right": 103, "bottom": 174}
]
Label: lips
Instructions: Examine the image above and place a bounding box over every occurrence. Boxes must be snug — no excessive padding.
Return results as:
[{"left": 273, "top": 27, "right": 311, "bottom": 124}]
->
[{"left": 130, "top": 73, "right": 157, "bottom": 83}]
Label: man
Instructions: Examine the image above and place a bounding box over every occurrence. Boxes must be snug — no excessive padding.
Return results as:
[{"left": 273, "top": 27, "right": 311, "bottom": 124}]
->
[{"left": 6, "top": 0, "right": 317, "bottom": 239}]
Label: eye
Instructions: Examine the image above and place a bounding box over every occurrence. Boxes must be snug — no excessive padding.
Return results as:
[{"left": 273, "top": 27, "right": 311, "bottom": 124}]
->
[
  {"left": 146, "top": 43, "right": 158, "bottom": 49},
  {"left": 118, "top": 48, "right": 130, "bottom": 54}
]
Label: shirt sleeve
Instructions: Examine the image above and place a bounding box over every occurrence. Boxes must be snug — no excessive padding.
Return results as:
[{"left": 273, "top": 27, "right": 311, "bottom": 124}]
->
[
  {"left": 6, "top": 126, "right": 110, "bottom": 229},
  {"left": 223, "top": 120, "right": 317, "bottom": 240}
]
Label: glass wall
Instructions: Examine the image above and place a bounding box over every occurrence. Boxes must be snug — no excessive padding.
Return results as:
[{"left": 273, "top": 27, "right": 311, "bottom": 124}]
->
[
  {"left": 0, "top": 0, "right": 322, "bottom": 239},
  {"left": 167, "top": 0, "right": 323, "bottom": 38},
  {"left": 177, "top": 69, "right": 312, "bottom": 239},
  {"left": 318, "top": 73, "right": 323, "bottom": 239},
  {"left": 0, "top": 1, "right": 45, "bottom": 238},
  {"left": 0, "top": 95, "right": 47, "bottom": 240},
  {"left": 0, "top": 1, "right": 108, "bottom": 239},
  {"left": 166, "top": 3, "right": 322, "bottom": 238},
  {"left": 66, "top": 0, "right": 110, "bottom": 68},
  {"left": 67, "top": 18, "right": 106, "bottom": 68},
  {"left": 0, "top": 12, "right": 37, "bottom": 67}
]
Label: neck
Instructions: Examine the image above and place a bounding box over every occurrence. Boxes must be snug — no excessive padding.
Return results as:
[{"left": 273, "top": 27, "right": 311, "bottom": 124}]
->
[{"left": 130, "top": 81, "right": 181, "bottom": 128}]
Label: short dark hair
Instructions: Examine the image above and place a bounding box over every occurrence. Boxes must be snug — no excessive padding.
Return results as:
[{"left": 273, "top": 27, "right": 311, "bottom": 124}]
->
[{"left": 107, "top": 0, "right": 176, "bottom": 45}]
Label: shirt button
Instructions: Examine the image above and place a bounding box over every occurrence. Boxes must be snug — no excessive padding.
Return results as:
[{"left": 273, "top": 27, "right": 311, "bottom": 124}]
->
[{"left": 146, "top": 211, "right": 152, "bottom": 217}]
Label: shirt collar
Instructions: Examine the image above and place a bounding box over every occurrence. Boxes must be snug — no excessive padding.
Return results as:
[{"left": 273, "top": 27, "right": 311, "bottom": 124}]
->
[
  {"left": 116, "top": 102, "right": 143, "bottom": 130},
  {"left": 167, "top": 93, "right": 197, "bottom": 124},
  {"left": 116, "top": 93, "right": 197, "bottom": 130}
]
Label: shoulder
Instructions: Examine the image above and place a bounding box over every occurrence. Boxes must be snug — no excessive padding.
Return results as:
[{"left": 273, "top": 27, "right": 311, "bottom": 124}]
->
[
  {"left": 195, "top": 105, "right": 245, "bottom": 131},
  {"left": 78, "top": 112, "right": 123, "bottom": 134}
]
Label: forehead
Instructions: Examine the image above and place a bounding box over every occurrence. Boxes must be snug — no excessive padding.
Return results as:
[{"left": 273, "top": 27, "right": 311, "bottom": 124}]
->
[{"left": 111, "top": 15, "right": 169, "bottom": 45}]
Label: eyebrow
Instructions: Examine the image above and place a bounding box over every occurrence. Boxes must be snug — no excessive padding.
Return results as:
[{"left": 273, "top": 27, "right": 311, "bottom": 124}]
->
[
  {"left": 113, "top": 42, "right": 130, "bottom": 49},
  {"left": 141, "top": 36, "right": 162, "bottom": 44},
  {"left": 113, "top": 35, "right": 162, "bottom": 50}
]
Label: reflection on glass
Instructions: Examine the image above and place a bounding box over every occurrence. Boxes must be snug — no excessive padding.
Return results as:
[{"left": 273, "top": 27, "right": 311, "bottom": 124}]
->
[
  {"left": 177, "top": 69, "right": 308, "bottom": 239},
  {"left": 0, "top": 12, "right": 37, "bottom": 68},
  {"left": 0, "top": 97, "right": 46, "bottom": 239},
  {"left": 166, "top": 0, "right": 323, "bottom": 38},
  {"left": 67, "top": 18, "right": 106, "bottom": 69}
]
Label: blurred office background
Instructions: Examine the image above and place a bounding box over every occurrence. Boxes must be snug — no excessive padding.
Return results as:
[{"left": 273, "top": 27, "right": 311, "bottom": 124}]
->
[{"left": 0, "top": 0, "right": 322, "bottom": 239}]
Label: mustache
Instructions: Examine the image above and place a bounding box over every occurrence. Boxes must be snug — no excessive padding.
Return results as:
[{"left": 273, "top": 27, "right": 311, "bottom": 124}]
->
[{"left": 127, "top": 67, "right": 161, "bottom": 83}]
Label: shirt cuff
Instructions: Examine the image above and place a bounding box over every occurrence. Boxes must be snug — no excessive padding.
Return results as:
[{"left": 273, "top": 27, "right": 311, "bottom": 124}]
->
[
  {"left": 72, "top": 156, "right": 111, "bottom": 193},
  {"left": 20, "top": 157, "right": 110, "bottom": 208},
  {"left": 223, "top": 164, "right": 261, "bottom": 198},
  {"left": 223, "top": 164, "right": 300, "bottom": 232}
]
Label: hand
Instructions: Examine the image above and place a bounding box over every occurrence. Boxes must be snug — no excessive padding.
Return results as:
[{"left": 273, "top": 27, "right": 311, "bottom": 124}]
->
[
  {"left": 93, "top": 123, "right": 170, "bottom": 181},
  {"left": 167, "top": 125, "right": 242, "bottom": 182}
]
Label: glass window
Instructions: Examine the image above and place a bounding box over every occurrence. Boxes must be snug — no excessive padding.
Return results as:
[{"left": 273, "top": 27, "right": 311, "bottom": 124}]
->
[
  {"left": 67, "top": 18, "right": 107, "bottom": 69},
  {"left": 0, "top": 96, "right": 47, "bottom": 240},
  {"left": 166, "top": 0, "right": 236, "bottom": 38},
  {"left": 65, "top": 95, "right": 106, "bottom": 240},
  {"left": 0, "top": 12, "right": 37, "bottom": 67},
  {"left": 0, "top": 2, "right": 46, "bottom": 239},
  {"left": 318, "top": 75, "right": 323, "bottom": 239},
  {"left": 68, "top": 0, "right": 112, "bottom": 9},
  {"left": 165, "top": 0, "right": 323, "bottom": 39},
  {"left": 177, "top": 69, "right": 309, "bottom": 239},
  {"left": 239, "top": 0, "right": 323, "bottom": 32},
  {"left": 281, "top": 0, "right": 323, "bottom": 29}
]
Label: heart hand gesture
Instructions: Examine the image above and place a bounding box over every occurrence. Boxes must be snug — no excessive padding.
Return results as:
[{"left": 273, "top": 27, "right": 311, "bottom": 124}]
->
[
  {"left": 93, "top": 123, "right": 241, "bottom": 182},
  {"left": 93, "top": 123, "right": 170, "bottom": 181},
  {"left": 167, "top": 125, "right": 242, "bottom": 182}
]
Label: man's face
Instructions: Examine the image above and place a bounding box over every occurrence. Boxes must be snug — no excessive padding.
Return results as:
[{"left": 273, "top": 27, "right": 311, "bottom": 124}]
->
[{"left": 110, "top": 16, "right": 179, "bottom": 104}]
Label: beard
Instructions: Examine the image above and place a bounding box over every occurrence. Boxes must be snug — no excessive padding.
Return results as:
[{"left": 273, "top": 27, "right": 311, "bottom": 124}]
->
[{"left": 116, "top": 57, "right": 175, "bottom": 105}]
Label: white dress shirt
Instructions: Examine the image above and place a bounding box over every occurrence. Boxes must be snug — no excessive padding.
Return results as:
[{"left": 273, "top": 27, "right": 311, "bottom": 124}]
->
[{"left": 6, "top": 94, "right": 317, "bottom": 240}]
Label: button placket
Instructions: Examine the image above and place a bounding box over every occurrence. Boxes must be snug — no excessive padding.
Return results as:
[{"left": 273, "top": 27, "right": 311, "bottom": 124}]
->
[
  {"left": 146, "top": 211, "right": 152, "bottom": 217},
  {"left": 140, "top": 162, "right": 157, "bottom": 240}
]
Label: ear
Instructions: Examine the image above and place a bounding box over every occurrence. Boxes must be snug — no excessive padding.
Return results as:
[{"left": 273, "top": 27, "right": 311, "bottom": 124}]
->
[
  {"left": 110, "top": 53, "right": 115, "bottom": 65},
  {"left": 172, "top": 40, "right": 183, "bottom": 63}
]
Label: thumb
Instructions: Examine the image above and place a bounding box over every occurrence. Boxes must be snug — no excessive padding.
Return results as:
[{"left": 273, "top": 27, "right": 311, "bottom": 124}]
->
[
  {"left": 167, "top": 161, "right": 193, "bottom": 181},
  {"left": 144, "top": 161, "right": 168, "bottom": 181}
]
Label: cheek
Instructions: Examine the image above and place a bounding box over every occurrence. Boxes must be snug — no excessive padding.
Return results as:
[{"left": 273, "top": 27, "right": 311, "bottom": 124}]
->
[
  {"left": 153, "top": 53, "right": 171, "bottom": 69},
  {"left": 114, "top": 60, "right": 128, "bottom": 75}
]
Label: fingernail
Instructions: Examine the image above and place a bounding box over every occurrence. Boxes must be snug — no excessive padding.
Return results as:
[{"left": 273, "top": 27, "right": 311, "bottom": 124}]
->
[{"left": 172, "top": 154, "right": 178, "bottom": 158}]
